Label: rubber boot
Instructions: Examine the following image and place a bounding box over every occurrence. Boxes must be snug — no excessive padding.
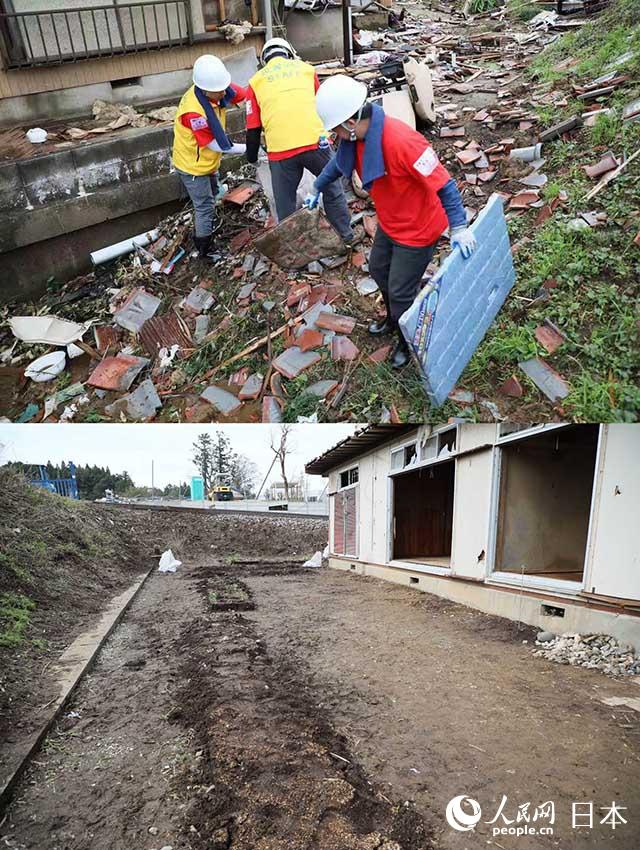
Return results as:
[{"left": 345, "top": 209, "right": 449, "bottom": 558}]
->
[
  {"left": 369, "top": 292, "right": 394, "bottom": 336},
  {"left": 390, "top": 329, "right": 410, "bottom": 370},
  {"left": 193, "top": 234, "right": 212, "bottom": 258}
]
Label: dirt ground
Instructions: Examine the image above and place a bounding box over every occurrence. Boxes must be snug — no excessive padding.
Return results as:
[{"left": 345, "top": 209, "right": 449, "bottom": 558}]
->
[{"left": 2, "top": 527, "right": 639, "bottom": 850}]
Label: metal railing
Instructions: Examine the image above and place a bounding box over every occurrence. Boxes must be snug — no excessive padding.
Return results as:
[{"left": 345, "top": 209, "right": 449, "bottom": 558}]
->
[{"left": 0, "top": 1, "right": 193, "bottom": 69}]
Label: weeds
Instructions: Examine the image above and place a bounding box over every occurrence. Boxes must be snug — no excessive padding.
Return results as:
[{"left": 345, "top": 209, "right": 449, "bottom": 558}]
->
[{"left": 0, "top": 592, "right": 35, "bottom": 648}]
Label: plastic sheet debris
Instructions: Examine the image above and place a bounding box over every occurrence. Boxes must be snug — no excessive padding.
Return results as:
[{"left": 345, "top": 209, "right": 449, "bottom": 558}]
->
[
  {"left": 10, "top": 315, "right": 87, "bottom": 346},
  {"left": 158, "top": 549, "right": 182, "bottom": 573},
  {"left": 399, "top": 194, "right": 516, "bottom": 407},
  {"left": 25, "top": 350, "right": 66, "bottom": 383},
  {"left": 303, "top": 551, "right": 322, "bottom": 569}
]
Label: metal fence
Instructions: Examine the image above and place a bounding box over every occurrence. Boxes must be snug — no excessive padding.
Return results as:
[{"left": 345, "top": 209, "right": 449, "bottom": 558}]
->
[
  {"left": 0, "top": 1, "right": 193, "bottom": 69},
  {"left": 30, "top": 464, "right": 79, "bottom": 499}
]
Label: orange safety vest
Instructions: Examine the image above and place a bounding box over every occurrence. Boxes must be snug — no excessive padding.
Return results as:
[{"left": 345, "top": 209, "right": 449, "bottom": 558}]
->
[
  {"left": 249, "top": 57, "right": 324, "bottom": 154},
  {"left": 172, "top": 85, "right": 226, "bottom": 176}
]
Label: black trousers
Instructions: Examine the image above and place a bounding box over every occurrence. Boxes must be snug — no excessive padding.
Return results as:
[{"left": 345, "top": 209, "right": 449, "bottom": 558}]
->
[
  {"left": 369, "top": 226, "right": 436, "bottom": 323},
  {"left": 268, "top": 147, "right": 352, "bottom": 240}
]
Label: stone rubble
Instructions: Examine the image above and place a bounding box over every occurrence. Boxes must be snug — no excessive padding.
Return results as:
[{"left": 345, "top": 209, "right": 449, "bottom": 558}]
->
[{"left": 533, "top": 632, "right": 640, "bottom": 678}]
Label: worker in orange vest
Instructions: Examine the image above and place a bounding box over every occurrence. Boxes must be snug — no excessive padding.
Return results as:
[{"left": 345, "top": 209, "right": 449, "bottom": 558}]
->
[
  {"left": 172, "top": 55, "right": 248, "bottom": 259},
  {"left": 244, "top": 38, "right": 353, "bottom": 244}
]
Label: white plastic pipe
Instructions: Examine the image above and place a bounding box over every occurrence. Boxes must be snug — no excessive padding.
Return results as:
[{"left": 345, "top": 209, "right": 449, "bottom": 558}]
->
[{"left": 90, "top": 228, "right": 160, "bottom": 266}]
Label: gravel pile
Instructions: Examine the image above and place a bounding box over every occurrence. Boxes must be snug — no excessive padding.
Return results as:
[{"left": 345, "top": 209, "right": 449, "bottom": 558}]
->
[{"left": 534, "top": 632, "right": 640, "bottom": 677}]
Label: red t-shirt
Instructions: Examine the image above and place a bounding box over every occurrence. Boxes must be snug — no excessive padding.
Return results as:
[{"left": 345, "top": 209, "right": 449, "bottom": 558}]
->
[
  {"left": 180, "top": 84, "right": 248, "bottom": 148},
  {"left": 245, "top": 74, "right": 320, "bottom": 161},
  {"left": 356, "top": 117, "right": 450, "bottom": 247}
]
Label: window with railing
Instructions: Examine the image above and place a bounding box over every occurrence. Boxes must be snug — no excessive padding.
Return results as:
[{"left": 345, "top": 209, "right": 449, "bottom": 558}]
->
[{"left": 0, "top": 1, "right": 193, "bottom": 69}]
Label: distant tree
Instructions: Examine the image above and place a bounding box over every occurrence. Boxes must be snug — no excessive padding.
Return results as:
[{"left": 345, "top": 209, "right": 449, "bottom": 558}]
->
[
  {"left": 192, "top": 433, "right": 214, "bottom": 492},
  {"left": 212, "top": 432, "right": 235, "bottom": 483},
  {"left": 230, "top": 455, "right": 259, "bottom": 497},
  {"left": 270, "top": 425, "right": 293, "bottom": 501}
]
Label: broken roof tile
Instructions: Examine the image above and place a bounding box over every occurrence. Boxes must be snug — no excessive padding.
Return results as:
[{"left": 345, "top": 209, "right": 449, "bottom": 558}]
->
[
  {"left": 105, "top": 378, "right": 162, "bottom": 421},
  {"left": 223, "top": 182, "right": 258, "bottom": 205},
  {"left": 584, "top": 151, "right": 619, "bottom": 179},
  {"left": 297, "top": 329, "right": 324, "bottom": 352},
  {"left": 368, "top": 344, "right": 391, "bottom": 363},
  {"left": 185, "top": 286, "right": 215, "bottom": 313},
  {"left": 331, "top": 336, "right": 360, "bottom": 361},
  {"left": 272, "top": 346, "right": 321, "bottom": 379},
  {"left": 363, "top": 214, "right": 378, "bottom": 238},
  {"left": 93, "top": 325, "right": 122, "bottom": 354},
  {"left": 315, "top": 312, "right": 357, "bottom": 334},
  {"left": 535, "top": 319, "right": 566, "bottom": 354},
  {"left": 238, "top": 372, "right": 264, "bottom": 401},
  {"left": 262, "top": 395, "right": 283, "bottom": 423},
  {"left": 87, "top": 354, "right": 149, "bottom": 391},
  {"left": 114, "top": 288, "right": 161, "bottom": 333},
  {"left": 509, "top": 190, "right": 540, "bottom": 209},
  {"left": 519, "top": 358, "right": 570, "bottom": 402},
  {"left": 230, "top": 228, "right": 252, "bottom": 251},
  {"left": 302, "top": 380, "right": 338, "bottom": 399},
  {"left": 200, "top": 384, "right": 243, "bottom": 415},
  {"left": 499, "top": 375, "right": 523, "bottom": 398}
]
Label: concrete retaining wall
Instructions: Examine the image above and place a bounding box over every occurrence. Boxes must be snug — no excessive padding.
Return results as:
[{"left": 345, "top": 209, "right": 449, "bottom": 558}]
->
[{"left": 0, "top": 110, "right": 244, "bottom": 303}]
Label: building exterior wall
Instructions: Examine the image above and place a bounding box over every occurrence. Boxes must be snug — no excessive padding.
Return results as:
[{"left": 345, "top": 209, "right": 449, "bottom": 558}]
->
[
  {"left": 324, "top": 425, "right": 640, "bottom": 615},
  {"left": 0, "top": 34, "right": 263, "bottom": 102},
  {"left": 585, "top": 424, "right": 640, "bottom": 600}
]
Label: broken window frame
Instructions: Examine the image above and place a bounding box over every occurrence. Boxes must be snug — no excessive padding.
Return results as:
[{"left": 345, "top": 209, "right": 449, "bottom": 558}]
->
[
  {"left": 497, "top": 423, "right": 566, "bottom": 445},
  {"left": 486, "top": 425, "right": 604, "bottom": 595}
]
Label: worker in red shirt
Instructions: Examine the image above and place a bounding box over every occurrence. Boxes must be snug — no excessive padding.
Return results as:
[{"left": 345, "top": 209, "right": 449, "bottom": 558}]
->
[
  {"left": 172, "top": 55, "right": 248, "bottom": 259},
  {"left": 244, "top": 38, "right": 353, "bottom": 244},
  {"left": 311, "top": 76, "right": 477, "bottom": 369}
]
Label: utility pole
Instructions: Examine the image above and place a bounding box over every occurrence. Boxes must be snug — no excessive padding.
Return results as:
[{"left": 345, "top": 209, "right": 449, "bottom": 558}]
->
[
  {"left": 342, "top": 0, "right": 352, "bottom": 67},
  {"left": 264, "top": 0, "right": 273, "bottom": 40},
  {"left": 151, "top": 459, "right": 154, "bottom": 500}
]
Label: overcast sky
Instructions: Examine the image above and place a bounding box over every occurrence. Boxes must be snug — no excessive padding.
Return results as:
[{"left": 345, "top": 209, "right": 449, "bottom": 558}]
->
[{"left": 0, "top": 424, "right": 355, "bottom": 491}]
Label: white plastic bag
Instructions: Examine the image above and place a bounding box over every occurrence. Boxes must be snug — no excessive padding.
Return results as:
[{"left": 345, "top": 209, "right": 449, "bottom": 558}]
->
[
  {"left": 322, "top": 545, "right": 329, "bottom": 560},
  {"left": 303, "top": 551, "right": 322, "bottom": 569},
  {"left": 158, "top": 549, "right": 182, "bottom": 573}
]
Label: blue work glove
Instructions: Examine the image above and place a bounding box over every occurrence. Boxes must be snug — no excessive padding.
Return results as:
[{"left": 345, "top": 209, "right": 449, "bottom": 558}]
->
[
  {"left": 303, "top": 192, "right": 321, "bottom": 210},
  {"left": 450, "top": 226, "right": 477, "bottom": 259}
]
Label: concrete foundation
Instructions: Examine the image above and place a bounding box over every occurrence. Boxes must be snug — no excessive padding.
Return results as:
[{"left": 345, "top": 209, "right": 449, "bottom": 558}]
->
[{"left": 328, "top": 557, "right": 640, "bottom": 652}]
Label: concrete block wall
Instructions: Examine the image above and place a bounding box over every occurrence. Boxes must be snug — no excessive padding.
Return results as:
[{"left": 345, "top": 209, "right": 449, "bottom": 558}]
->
[{"left": 0, "top": 109, "right": 245, "bottom": 301}]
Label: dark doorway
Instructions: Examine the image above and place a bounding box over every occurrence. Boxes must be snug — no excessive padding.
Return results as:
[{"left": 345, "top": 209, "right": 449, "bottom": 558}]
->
[{"left": 393, "top": 460, "right": 455, "bottom": 566}]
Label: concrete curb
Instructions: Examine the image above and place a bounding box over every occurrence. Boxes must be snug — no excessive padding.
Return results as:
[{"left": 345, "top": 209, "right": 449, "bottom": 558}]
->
[{"left": 0, "top": 565, "right": 154, "bottom": 814}]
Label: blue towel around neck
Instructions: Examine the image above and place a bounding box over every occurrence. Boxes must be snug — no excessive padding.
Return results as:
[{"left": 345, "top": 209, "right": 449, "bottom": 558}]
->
[
  {"left": 194, "top": 84, "right": 236, "bottom": 151},
  {"left": 334, "top": 102, "right": 386, "bottom": 190}
]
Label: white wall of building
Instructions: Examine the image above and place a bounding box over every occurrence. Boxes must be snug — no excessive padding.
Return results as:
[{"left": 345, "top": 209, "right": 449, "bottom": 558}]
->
[
  {"left": 325, "top": 425, "right": 640, "bottom": 604},
  {"left": 585, "top": 424, "right": 640, "bottom": 600}
]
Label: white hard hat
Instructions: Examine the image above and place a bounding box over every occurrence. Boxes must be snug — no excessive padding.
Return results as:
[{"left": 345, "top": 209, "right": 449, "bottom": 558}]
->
[
  {"left": 261, "top": 37, "right": 295, "bottom": 64},
  {"left": 315, "top": 76, "right": 368, "bottom": 131},
  {"left": 193, "top": 55, "right": 231, "bottom": 91}
]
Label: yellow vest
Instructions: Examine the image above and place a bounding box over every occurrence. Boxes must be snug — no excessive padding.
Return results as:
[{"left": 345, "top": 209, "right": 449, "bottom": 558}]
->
[
  {"left": 172, "top": 85, "right": 226, "bottom": 176},
  {"left": 250, "top": 57, "right": 324, "bottom": 153}
]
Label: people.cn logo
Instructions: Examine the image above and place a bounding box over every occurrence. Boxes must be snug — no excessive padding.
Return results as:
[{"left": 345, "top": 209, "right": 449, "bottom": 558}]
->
[{"left": 446, "top": 796, "right": 483, "bottom": 832}]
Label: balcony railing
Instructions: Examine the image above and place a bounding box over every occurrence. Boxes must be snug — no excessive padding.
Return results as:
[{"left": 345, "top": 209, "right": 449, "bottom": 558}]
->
[{"left": 0, "top": 1, "right": 193, "bottom": 69}]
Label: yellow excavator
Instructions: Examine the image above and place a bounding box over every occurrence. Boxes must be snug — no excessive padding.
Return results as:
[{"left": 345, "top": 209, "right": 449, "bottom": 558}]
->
[{"left": 208, "top": 473, "right": 234, "bottom": 501}]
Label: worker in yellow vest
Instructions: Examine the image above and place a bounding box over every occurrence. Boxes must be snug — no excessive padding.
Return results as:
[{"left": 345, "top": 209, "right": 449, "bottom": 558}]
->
[
  {"left": 172, "top": 55, "right": 248, "bottom": 259},
  {"left": 245, "top": 38, "right": 353, "bottom": 244}
]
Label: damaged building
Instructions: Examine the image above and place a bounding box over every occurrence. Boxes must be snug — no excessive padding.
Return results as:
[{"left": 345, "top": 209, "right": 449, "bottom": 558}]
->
[{"left": 306, "top": 423, "right": 640, "bottom": 650}]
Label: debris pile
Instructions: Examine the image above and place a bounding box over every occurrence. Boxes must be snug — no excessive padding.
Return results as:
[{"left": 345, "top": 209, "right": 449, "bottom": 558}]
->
[{"left": 534, "top": 632, "right": 640, "bottom": 677}]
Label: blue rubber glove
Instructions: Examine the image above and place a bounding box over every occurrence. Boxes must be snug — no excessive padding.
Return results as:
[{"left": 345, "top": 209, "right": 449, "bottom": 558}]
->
[
  {"left": 450, "top": 226, "right": 478, "bottom": 259},
  {"left": 303, "top": 192, "right": 321, "bottom": 210}
]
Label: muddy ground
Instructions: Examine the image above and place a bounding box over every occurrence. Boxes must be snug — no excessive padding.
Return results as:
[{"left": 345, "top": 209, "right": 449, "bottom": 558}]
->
[{"left": 2, "top": 525, "right": 639, "bottom": 850}]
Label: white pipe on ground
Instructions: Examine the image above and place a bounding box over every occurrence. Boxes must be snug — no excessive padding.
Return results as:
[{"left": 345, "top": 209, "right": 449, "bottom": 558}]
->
[{"left": 90, "top": 229, "right": 160, "bottom": 266}]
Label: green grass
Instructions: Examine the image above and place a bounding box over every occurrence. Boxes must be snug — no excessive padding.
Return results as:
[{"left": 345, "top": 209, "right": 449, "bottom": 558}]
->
[
  {"left": 469, "top": 0, "right": 499, "bottom": 12},
  {"left": 0, "top": 592, "right": 35, "bottom": 648}
]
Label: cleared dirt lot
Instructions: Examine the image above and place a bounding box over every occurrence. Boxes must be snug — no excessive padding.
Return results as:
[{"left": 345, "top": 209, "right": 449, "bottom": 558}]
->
[{"left": 2, "top": 536, "right": 639, "bottom": 850}]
